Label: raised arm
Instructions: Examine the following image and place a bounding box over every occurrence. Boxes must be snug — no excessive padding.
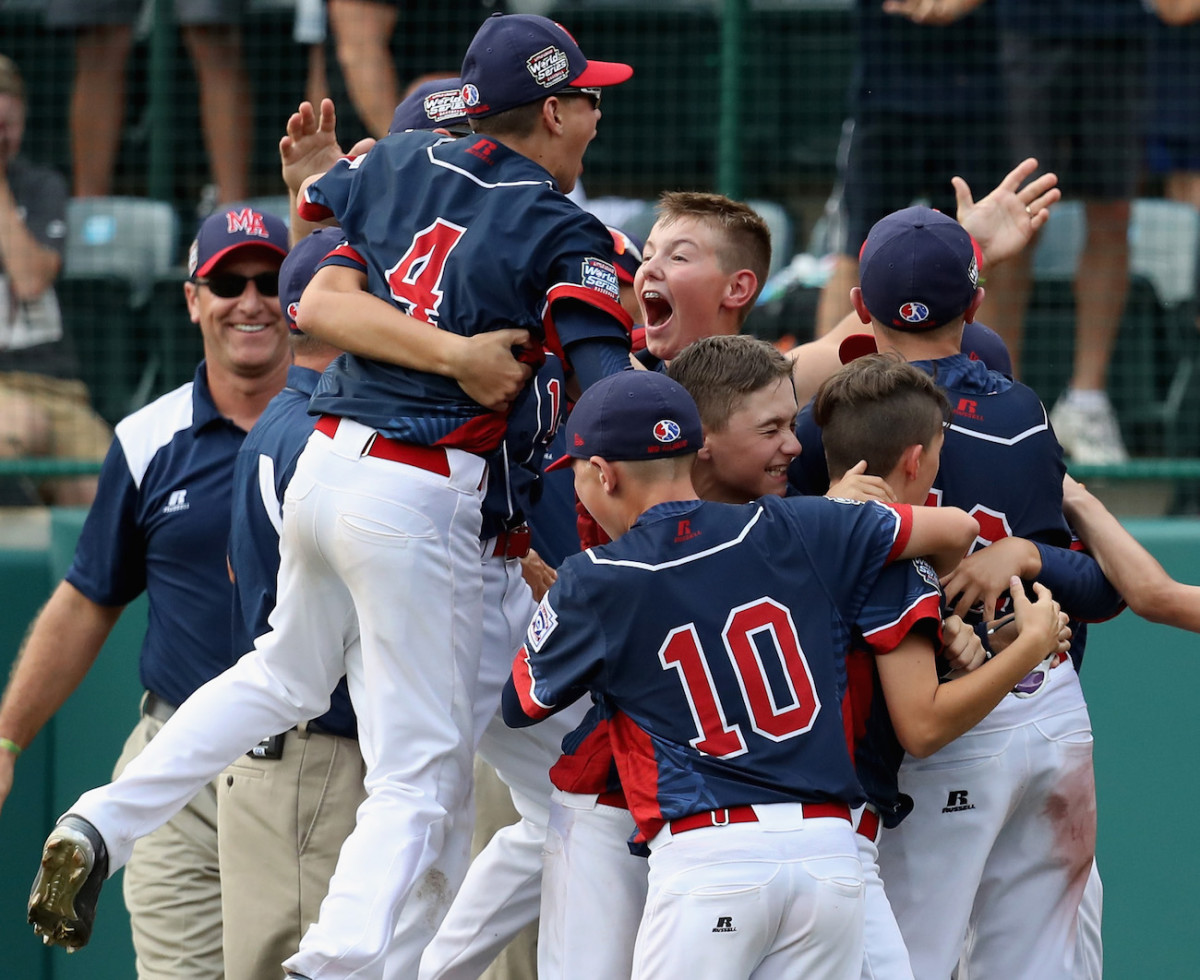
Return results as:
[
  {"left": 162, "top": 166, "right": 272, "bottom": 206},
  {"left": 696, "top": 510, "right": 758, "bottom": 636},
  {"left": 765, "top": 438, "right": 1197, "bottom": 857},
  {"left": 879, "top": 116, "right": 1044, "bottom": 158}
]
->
[{"left": 0, "top": 582, "right": 124, "bottom": 816}]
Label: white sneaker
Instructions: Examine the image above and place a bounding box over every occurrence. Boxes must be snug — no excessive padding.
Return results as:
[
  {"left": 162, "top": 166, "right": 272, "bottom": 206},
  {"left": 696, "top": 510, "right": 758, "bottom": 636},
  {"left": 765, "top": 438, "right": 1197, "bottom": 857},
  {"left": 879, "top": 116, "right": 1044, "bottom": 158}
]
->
[{"left": 1050, "top": 394, "right": 1130, "bottom": 465}]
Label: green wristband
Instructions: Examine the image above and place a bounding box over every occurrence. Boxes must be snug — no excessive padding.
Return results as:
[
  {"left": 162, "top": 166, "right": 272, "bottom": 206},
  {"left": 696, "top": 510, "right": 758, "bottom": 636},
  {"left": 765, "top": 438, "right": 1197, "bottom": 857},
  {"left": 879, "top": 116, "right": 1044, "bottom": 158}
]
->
[{"left": 0, "top": 736, "right": 22, "bottom": 757}]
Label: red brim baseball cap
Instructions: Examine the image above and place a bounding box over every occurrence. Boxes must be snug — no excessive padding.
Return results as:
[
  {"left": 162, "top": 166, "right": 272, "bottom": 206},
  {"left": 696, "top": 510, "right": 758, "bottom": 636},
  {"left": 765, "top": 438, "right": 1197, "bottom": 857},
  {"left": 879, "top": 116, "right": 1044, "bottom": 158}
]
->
[{"left": 838, "top": 333, "right": 879, "bottom": 364}]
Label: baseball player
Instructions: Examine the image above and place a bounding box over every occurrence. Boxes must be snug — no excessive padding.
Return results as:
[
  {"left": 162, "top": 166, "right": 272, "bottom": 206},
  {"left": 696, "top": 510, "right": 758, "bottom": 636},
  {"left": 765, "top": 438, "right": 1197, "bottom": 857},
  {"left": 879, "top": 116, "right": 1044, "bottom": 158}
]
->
[
  {"left": 789, "top": 206, "right": 1122, "bottom": 979},
  {"left": 14, "top": 207, "right": 292, "bottom": 977},
  {"left": 789, "top": 155, "right": 1062, "bottom": 404},
  {"left": 27, "top": 15, "right": 634, "bottom": 980},
  {"left": 503, "top": 369, "right": 984, "bottom": 980}
]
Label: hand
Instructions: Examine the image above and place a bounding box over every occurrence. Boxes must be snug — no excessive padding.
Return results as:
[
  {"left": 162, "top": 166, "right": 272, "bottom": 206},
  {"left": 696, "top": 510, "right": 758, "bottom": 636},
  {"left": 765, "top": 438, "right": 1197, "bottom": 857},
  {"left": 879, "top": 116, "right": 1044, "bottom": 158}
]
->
[
  {"left": 1010, "top": 578, "right": 1071, "bottom": 660},
  {"left": 882, "top": 0, "right": 982, "bottom": 26},
  {"left": 826, "top": 461, "right": 896, "bottom": 503},
  {"left": 955, "top": 158, "right": 1062, "bottom": 268},
  {"left": 940, "top": 536, "right": 1041, "bottom": 621},
  {"left": 520, "top": 549, "right": 558, "bottom": 602},
  {"left": 940, "top": 614, "right": 988, "bottom": 675},
  {"left": 1061, "top": 473, "right": 1091, "bottom": 523},
  {"left": 281, "top": 99, "right": 351, "bottom": 195},
  {"left": 451, "top": 329, "right": 534, "bottom": 412}
]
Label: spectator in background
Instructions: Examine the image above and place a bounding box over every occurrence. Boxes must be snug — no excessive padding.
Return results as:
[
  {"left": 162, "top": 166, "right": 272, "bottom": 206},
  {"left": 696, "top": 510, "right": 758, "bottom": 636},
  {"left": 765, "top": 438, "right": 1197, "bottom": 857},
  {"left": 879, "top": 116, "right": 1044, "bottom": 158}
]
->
[
  {"left": 328, "top": 0, "right": 499, "bottom": 137},
  {"left": 0, "top": 54, "right": 111, "bottom": 505},
  {"left": 813, "top": 0, "right": 1006, "bottom": 339},
  {"left": 894, "top": 0, "right": 1153, "bottom": 464},
  {"left": 45, "top": 0, "right": 252, "bottom": 203}
]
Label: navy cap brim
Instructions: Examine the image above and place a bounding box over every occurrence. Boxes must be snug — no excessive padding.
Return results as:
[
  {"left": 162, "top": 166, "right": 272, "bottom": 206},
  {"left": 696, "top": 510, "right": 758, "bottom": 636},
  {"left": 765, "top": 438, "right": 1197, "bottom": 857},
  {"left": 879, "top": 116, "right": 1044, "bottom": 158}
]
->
[{"left": 196, "top": 240, "right": 288, "bottom": 278}]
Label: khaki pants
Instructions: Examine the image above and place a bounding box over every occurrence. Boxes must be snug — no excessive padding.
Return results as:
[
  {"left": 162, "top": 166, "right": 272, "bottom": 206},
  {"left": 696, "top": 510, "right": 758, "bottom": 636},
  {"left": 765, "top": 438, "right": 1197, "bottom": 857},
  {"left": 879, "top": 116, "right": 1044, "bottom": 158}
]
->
[
  {"left": 217, "top": 725, "right": 367, "bottom": 980},
  {"left": 113, "top": 712, "right": 224, "bottom": 980}
]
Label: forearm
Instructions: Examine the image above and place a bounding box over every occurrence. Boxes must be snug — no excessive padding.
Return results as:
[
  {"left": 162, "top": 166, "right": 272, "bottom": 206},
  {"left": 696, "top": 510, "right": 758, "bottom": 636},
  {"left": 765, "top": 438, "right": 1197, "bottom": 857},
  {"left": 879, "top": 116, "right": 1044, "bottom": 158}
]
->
[
  {"left": 0, "top": 581, "right": 122, "bottom": 749},
  {"left": 901, "top": 506, "right": 979, "bottom": 576},
  {"left": 1066, "top": 485, "right": 1198, "bottom": 627},
  {"left": 297, "top": 268, "right": 471, "bottom": 375},
  {"left": 0, "top": 179, "right": 61, "bottom": 300},
  {"left": 1033, "top": 543, "right": 1123, "bottom": 622}
]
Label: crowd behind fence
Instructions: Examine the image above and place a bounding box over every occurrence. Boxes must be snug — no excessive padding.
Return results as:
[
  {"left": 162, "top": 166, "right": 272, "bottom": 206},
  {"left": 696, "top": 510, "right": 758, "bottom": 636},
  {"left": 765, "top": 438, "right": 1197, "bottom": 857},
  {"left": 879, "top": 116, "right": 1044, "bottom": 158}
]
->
[{"left": 2, "top": 0, "right": 1200, "bottom": 508}]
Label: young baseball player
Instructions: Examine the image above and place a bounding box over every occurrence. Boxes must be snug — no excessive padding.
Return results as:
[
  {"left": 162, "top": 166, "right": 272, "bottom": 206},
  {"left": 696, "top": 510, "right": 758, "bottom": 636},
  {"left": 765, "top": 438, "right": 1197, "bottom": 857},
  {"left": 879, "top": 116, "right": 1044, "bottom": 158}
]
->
[
  {"left": 503, "top": 369, "right": 985, "bottom": 980},
  {"left": 790, "top": 206, "right": 1121, "bottom": 980},
  {"left": 27, "top": 15, "right": 635, "bottom": 980}
]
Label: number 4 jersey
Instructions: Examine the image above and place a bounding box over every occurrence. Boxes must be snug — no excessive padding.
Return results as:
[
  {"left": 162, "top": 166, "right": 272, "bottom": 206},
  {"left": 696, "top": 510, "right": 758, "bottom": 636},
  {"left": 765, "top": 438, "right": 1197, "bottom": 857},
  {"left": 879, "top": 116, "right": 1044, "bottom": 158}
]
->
[
  {"left": 298, "top": 130, "right": 631, "bottom": 454},
  {"left": 504, "top": 495, "right": 916, "bottom": 842}
]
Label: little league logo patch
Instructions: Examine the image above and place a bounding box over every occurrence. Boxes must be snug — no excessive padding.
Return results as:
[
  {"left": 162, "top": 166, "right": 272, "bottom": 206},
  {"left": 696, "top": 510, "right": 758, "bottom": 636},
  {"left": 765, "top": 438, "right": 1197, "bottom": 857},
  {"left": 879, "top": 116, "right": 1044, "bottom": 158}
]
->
[
  {"left": 967, "top": 253, "right": 979, "bottom": 288},
  {"left": 528, "top": 598, "right": 559, "bottom": 652},
  {"left": 653, "top": 419, "right": 682, "bottom": 443},
  {"left": 581, "top": 257, "right": 620, "bottom": 301},
  {"left": 913, "top": 557, "right": 939, "bottom": 590},
  {"left": 460, "top": 83, "right": 481, "bottom": 108},
  {"left": 424, "top": 89, "right": 466, "bottom": 123},
  {"left": 527, "top": 45, "right": 571, "bottom": 88},
  {"left": 287, "top": 301, "right": 300, "bottom": 322},
  {"left": 899, "top": 301, "right": 930, "bottom": 324}
]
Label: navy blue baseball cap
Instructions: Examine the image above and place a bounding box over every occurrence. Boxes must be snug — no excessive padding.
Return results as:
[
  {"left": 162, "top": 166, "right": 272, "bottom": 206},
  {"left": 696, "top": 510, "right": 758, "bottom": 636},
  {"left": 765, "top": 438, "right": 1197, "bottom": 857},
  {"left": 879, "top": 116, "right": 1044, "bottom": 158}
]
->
[
  {"left": 189, "top": 206, "right": 289, "bottom": 279},
  {"left": 858, "top": 205, "right": 981, "bottom": 332},
  {"left": 279, "top": 226, "right": 345, "bottom": 333},
  {"left": 545, "top": 370, "right": 702, "bottom": 472},
  {"left": 460, "top": 13, "right": 633, "bottom": 119},
  {"left": 389, "top": 78, "right": 471, "bottom": 136}
]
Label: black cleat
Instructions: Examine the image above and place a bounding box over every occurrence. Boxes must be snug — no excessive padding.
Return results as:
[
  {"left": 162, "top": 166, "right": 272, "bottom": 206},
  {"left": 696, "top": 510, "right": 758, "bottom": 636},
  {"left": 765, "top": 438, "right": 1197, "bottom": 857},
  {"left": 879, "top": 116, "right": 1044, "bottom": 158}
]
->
[{"left": 28, "top": 814, "right": 109, "bottom": 952}]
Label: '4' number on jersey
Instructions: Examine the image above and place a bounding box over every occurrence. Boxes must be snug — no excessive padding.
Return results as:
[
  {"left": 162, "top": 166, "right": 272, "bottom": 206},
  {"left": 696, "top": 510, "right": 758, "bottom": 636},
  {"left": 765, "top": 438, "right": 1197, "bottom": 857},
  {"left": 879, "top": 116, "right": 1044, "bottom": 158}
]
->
[
  {"left": 659, "top": 597, "right": 821, "bottom": 759},
  {"left": 386, "top": 219, "right": 467, "bottom": 325}
]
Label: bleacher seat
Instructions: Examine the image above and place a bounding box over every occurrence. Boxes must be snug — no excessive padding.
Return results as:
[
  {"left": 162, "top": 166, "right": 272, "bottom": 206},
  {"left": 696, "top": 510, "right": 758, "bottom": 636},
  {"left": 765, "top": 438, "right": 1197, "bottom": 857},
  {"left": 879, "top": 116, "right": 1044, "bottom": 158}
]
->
[{"left": 57, "top": 197, "right": 180, "bottom": 422}]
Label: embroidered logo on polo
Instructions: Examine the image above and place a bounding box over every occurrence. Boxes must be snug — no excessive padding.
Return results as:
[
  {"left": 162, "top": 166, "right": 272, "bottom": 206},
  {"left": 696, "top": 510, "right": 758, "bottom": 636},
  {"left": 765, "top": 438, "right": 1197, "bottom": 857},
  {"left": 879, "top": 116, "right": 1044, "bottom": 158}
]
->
[{"left": 163, "top": 489, "right": 190, "bottom": 514}]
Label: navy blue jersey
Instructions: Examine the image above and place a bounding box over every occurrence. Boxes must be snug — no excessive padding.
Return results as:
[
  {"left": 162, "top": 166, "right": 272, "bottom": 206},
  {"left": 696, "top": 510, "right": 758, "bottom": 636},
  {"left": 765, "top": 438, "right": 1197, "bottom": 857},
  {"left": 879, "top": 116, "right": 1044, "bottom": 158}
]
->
[
  {"left": 791, "top": 353, "right": 1120, "bottom": 657},
  {"left": 66, "top": 364, "right": 246, "bottom": 708},
  {"left": 506, "top": 495, "right": 915, "bottom": 842},
  {"left": 846, "top": 559, "right": 943, "bottom": 829},
  {"left": 299, "top": 133, "right": 630, "bottom": 453},
  {"left": 229, "top": 365, "right": 356, "bottom": 739}
]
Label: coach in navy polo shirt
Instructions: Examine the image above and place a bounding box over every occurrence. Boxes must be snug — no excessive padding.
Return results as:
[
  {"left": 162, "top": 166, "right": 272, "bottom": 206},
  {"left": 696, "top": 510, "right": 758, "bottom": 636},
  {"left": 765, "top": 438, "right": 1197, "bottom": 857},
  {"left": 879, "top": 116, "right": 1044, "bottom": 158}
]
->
[{"left": 4, "top": 206, "right": 291, "bottom": 979}]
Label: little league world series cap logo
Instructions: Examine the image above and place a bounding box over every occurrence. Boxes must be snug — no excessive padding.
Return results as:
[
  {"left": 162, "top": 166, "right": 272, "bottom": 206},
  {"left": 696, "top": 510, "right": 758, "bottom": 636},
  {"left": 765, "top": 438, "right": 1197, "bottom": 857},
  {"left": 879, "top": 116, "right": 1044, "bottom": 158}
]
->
[
  {"left": 527, "top": 45, "right": 571, "bottom": 88},
  {"left": 461, "top": 83, "right": 481, "bottom": 108},
  {"left": 899, "top": 301, "right": 931, "bottom": 324},
  {"left": 424, "top": 89, "right": 467, "bottom": 123},
  {"left": 654, "top": 419, "right": 682, "bottom": 443}
]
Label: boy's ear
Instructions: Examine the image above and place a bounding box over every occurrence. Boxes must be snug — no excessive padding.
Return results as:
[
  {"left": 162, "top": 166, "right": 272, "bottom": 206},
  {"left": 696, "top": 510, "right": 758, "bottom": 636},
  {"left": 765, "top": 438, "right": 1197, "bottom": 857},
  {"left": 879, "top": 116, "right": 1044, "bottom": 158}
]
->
[
  {"left": 963, "top": 285, "right": 986, "bottom": 324},
  {"left": 899, "top": 443, "right": 924, "bottom": 482},
  {"left": 723, "top": 269, "right": 759, "bottom": 311},
  {"left": 697, "top": 427, "right": 715, "bottom": 461},
  {"left": 850, "top": 287, "right": 873, "bottom": 325}
]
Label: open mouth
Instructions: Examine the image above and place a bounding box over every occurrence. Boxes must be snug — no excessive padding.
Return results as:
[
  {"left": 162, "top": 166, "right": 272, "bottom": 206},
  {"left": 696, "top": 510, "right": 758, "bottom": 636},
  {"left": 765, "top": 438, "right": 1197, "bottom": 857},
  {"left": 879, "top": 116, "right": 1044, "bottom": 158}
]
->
[{"left": 641, "top": 290, "right": 673, "bottom": 327}]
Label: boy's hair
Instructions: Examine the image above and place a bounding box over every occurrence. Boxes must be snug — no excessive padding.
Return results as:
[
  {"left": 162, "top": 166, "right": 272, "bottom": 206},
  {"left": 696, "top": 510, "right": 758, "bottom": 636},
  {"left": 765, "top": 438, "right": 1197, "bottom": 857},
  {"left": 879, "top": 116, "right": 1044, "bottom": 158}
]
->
[
  {"left": 469, "top": 98, "right": 546, "bottom": 138},
  {"left": 655, "top": 191, "right": 772, "bottom": 320},
  {"left": 667, "top": 334, "right": 794, "bottom": 432},
  {"left": 814, "top": 353, "right": 951, "bottom": 479}
]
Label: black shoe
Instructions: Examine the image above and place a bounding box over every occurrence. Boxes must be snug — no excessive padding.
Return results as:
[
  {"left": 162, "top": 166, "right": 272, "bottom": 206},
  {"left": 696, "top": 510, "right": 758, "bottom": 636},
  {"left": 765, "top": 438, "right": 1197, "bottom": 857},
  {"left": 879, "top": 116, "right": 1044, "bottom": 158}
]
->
[{"left": 28, "top": 814, "right": 109, "bottom": 951}]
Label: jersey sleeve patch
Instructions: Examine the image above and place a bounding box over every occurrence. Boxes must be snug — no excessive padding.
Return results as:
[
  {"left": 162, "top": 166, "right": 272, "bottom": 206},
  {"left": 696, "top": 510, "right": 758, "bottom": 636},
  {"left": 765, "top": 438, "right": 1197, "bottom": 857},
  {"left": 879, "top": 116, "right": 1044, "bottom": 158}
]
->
[
  {"left": 580, "top": 257, "right": 621, "bottom": 302},
  {"left": 527, "top": 595, "right": 559, "bottom": 651}
]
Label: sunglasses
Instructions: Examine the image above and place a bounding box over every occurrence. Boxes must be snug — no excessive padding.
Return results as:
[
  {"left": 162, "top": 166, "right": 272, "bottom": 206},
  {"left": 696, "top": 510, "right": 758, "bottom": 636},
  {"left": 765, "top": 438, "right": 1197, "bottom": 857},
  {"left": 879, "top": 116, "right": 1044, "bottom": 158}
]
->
[
  {"left": 192, "top": 271, "right": 280, "bottom": 298},
  {"left": 559, "top": 87, "right": 602, "bottom": 110}
]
